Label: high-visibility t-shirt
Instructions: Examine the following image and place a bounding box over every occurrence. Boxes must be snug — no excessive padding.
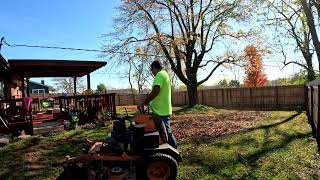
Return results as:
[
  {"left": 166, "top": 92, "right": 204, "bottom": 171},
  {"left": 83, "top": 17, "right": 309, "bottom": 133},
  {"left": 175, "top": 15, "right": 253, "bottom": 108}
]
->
[{"left": 149, "top": 70, "right": 172, "bottom": 116}]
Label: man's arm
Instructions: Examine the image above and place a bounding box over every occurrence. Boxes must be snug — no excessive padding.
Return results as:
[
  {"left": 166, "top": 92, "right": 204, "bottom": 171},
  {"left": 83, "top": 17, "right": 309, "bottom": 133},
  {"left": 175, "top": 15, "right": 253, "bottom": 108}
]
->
[{"left": 143, "top": 85, "right": 160, "bottom": 105}]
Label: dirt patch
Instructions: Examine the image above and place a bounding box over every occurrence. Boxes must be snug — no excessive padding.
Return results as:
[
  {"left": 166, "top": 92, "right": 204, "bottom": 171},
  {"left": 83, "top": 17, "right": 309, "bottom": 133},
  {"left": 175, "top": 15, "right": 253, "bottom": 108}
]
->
[{"left": 171, "top": 111, "right": 270, "bottom": 140}]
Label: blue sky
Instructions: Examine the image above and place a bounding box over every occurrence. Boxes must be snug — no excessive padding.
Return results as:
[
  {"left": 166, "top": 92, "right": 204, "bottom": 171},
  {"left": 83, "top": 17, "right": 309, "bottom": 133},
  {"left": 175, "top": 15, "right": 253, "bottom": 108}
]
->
[
  {"left": 0, "top": 1, "right": 303, "bottom": 91},
  {"left": 0, "top": 0, "right": 126, "bottom": 90}
]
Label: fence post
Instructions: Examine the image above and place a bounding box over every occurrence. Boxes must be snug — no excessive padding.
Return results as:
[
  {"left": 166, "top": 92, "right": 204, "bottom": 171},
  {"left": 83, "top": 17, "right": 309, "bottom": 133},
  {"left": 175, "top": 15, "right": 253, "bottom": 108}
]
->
[
  {"left": 201, "top": 90, "right": 204, "bottom": 105},
  {"left": 249, "top": 88, "right": 253, "bottom": 108},
  {"left": 310, "top": 86, "right": 315, "bottom": 138},
  {"left": 112, "top": 94, "right": 116, "bottom": 116},
  {"left": 185, "top": 91, "right": 187, "bottom": 106},
  {"left": 275, "top": 86, "right": 279, "bottom": 109},
  {"left": 305, "top": 85, "right": 309, "bottom": 117},
  {"left": 133, "top": 94, "right": 136, "bottom": 105},
  {"left": 317, "top": 85, "right": 320, "bottom": 149},
  {"left": 216, "top": 90, "right": 218, "bottom": 105},
  {"left": 230, "top": 88, "right": 233, "bottom": 107},
  {"left": 221, "top": 89, "right": 225, "bottom": 106}
]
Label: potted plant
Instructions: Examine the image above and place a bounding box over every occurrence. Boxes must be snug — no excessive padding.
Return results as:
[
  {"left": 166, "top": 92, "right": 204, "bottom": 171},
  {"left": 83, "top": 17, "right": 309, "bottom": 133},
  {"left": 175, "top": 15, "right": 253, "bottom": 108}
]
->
[{"left": 69, "top": 112, "right": 79, "bottom": 129}]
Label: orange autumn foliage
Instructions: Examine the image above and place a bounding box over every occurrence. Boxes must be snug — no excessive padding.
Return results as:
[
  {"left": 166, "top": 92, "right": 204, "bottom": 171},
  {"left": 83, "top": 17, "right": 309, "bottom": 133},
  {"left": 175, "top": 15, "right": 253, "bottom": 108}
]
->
[{"left": 243, "top": 45, "right": 267, "bottom": 88}]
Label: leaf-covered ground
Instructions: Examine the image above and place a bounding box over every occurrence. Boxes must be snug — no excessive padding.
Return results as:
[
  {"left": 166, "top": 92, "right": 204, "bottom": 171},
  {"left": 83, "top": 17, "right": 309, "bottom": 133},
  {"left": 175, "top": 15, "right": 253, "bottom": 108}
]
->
[
  {"left": 171, "top": 109, "right": 269, "bottom": 140},
  {"left": 0, "top": 106, "right": 319, "bottom": 179}
]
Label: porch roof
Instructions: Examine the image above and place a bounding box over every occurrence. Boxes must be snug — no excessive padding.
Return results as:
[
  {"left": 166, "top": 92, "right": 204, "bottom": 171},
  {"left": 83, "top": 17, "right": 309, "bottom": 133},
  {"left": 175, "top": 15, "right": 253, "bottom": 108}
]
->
[
  {"left": 0, "top": 54, "right": 9, "bottom": 74},
  {"left": 8, "top": 59, "right": 107, "bottom": 77}
]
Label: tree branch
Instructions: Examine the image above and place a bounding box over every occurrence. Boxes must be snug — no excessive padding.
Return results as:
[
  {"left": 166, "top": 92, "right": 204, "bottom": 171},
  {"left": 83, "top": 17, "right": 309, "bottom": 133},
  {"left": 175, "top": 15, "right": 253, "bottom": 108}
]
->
[
  {"left": 134, "top": 1, "right": 188, "bottom": 84},
  {"left": 199, "top": 60, "right": 214, "bottom": 68},
  {"left": 155, "top": 0, "right": 187, "bottom": 40}
]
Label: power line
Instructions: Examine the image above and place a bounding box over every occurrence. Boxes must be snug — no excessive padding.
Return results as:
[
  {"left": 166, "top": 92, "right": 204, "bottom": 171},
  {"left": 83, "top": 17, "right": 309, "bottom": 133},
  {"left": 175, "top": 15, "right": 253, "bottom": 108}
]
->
[
  {"left": 1, "top": 38, "right": 166, "bottom": 58},
  {"left": 0, "top": 37, "right": 283, "bottom": 68}
]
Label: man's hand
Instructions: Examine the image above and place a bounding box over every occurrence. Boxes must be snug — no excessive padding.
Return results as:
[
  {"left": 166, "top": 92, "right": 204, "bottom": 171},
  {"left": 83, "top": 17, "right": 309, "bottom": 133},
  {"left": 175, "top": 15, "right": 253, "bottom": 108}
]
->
[
  {"left": 137, "top": 102, "right": 145, "bottom": 113},
  {"left": 137, "top": 85, "right": 160, "bottom": 113}
]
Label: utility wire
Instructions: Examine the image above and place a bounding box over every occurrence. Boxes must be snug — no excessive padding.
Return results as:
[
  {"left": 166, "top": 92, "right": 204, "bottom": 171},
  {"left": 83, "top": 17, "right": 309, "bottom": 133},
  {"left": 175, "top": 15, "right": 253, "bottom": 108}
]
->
[
  {"left": 1, "top": 38, "right": 166, "bottom": 58},
  {"left": 1, "top": 37, "right": 281, "bottom": 68}
]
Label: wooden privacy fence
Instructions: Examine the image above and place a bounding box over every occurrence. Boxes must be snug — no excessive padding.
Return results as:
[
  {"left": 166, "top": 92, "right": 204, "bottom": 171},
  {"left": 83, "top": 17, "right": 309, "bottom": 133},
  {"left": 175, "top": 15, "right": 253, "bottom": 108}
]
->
[
  {"left": 306, "top": 81, "right": 320, "bottom": 150},
  {"left": 115, "top": 85, "right": 306, "bottom": 111}
]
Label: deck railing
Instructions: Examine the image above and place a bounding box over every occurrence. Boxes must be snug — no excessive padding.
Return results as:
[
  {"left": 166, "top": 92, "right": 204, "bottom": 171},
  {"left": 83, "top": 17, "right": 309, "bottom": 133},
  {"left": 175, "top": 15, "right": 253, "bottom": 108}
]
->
[
  {"left": 56, "top": 93, "right": 117, "bottom": 124},
  {"left": 0, "top": 98, "right": 33, "bottom": 135}
]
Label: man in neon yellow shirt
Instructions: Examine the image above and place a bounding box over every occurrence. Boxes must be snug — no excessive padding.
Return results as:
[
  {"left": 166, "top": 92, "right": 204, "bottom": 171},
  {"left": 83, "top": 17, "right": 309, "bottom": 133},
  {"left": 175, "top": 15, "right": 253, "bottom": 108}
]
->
[{"left": 138, "top": 60, "right": 177, "bottom": 148}]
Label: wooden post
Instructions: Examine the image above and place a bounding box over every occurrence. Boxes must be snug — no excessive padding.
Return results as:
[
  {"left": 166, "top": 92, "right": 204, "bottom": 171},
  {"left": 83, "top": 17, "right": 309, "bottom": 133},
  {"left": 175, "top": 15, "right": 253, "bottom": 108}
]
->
[
  {"left": 201, "top": 90, "right": 205, "bottom": 105},
  {"left": 249, "top": 88, "right": 253, "bottom": 108},
  {"left": 21, "top": 76, "right": 25, "bottom": 99},
  {"left": 317, "top": 85, "right": 320, "bottom": 149},
  {"left": 3, "top": 80, "right": 8, "bottom": 99},
  {"left": 26, "top": 78, "right": 30, "bottom": 97},
  {"left": 230, "top": 88, "right": 233, "bottom": 108},
  {"left": 112, "top": 94, "right": 116, "bottom": 117},
  {"left": 221, "top": 89, "right": 225, "bottom": 106},
  {"left": 87, "top": 73, "right": 91, "bottom": 90},
  {"left": 304, "top": 85, "right": 309, "bottom": 118},
  {"left": 311, "top": 86, "right": 315, "bottom": 138},
  {"left": 185, "top": 91, "right": 187, "bottom": 106},
  {"left": 275, "top": 86, "right": 279, "bottom": 109},
  {"left": 73, "top": 77, "right": 77, "bottom": 95},
  {"left": 133, "top": 93, "right": 136, "bottom": 105}
]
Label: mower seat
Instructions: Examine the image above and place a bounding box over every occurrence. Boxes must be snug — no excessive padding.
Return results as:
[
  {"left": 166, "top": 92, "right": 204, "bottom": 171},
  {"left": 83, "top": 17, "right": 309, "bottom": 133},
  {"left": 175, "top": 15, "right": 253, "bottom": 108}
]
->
[{"left": 133, "top": 114, "right": 168, "bottom": 145}]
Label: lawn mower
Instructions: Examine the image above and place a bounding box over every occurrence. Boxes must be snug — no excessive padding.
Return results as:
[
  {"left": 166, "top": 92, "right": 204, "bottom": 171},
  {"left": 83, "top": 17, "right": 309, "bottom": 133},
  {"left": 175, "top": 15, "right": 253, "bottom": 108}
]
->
[{"left": 55, "top": 107, "right": 182, "bottom": 180}]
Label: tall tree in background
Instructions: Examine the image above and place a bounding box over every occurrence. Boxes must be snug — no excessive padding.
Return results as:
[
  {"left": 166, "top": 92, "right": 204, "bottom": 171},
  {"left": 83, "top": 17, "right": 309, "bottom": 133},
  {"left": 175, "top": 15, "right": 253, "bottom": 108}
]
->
[
  {"left": 261, "top": 0, "right": 317, "bottom": 81},
  {"left": 104, "top": 0, "right": 253, "bottom": 107},
  {"left": 243, "top": 45, "right": 267, "bottom": 87},
  {"left": 53, "top": 77, "right": 85, "bottom": 94},
  {"left": 97, "top": 83, "right": 107, "bottom": 93}
]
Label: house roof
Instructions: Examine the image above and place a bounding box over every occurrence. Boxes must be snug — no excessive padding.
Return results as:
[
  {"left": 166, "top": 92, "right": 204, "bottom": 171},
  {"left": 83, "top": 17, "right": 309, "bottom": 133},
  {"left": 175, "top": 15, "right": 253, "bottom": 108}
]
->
[
  {"left": 29, "top": 80, "right": 53, "bottom": 89},
  {"left": 8, "top": 59, "right": 107, "bottom": 77}
]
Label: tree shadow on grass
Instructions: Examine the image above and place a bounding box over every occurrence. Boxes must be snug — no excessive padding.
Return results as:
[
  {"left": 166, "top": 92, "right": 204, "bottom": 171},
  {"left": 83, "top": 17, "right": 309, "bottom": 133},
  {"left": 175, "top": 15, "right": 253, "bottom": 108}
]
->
[
  {"left": 178, "top": 112, "right": 312, "bottom": 179},
  {"left": 181, "top": 112, "right": 302, "bottom": 146},
  {"left": 0, "top": 127, "right": 111, "bottom": 180}
]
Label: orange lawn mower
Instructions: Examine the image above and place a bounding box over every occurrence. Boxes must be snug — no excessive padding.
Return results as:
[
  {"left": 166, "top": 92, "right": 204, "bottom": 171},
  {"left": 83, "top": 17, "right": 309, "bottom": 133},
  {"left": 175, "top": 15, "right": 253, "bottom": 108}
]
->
[{"left": 55, "top": 107, "right": 182, "bottom": 180}]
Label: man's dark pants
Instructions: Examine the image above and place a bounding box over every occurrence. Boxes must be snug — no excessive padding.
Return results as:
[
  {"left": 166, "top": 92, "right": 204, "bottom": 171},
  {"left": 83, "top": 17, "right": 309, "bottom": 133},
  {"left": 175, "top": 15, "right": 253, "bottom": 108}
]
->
[{"left": 158, "top": 115, "right": 177, "bottom": 148}]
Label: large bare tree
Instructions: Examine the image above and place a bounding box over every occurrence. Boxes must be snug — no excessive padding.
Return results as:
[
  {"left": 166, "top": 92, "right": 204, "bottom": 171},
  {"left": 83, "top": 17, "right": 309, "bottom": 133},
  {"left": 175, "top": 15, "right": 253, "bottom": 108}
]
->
[
  {"left": 53, "top": 77, "right": 85, "bottom": 94},
  {"left": 261, "top": 0, "right": 317, "bottom": 81},
  {"left": 103, "top": 0, "right": 253, "bottom": 107}
]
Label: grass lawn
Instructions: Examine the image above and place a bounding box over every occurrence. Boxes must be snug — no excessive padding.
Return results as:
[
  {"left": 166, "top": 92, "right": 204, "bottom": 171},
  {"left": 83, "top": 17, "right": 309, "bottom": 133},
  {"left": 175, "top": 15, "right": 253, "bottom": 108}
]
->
[{"left": 0, "top": 106, "right": 319, "bottom": 179}]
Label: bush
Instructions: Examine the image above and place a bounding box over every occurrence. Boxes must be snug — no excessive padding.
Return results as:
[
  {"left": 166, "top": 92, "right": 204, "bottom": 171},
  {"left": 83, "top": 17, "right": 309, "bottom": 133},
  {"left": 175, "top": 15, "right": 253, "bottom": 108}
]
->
[{"left": 95, "top": 111, "right": 112, "bottom": 127}]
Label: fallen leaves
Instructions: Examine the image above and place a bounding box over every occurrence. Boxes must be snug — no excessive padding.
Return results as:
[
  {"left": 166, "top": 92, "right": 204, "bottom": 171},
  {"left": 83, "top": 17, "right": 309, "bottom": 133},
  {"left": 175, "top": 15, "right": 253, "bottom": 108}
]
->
[{"left": 171, "top": 110, "right": 269, "bottom": 140}]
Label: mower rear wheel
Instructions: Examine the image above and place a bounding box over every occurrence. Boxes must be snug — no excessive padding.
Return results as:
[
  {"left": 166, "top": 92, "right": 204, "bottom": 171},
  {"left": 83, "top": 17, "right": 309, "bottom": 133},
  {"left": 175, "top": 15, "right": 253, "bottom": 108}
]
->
[
  {"left": 56, "top": 164, "right": 86, "bottom": 180},
  {"left": 145, "top": 153, "right": 178, "bottom": 180}
]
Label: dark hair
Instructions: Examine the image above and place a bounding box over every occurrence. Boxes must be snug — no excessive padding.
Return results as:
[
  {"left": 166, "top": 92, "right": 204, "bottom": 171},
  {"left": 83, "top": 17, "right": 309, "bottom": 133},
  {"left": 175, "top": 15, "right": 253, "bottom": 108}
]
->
[{"left": 151, "top": 60, "right": 163, "bottom": 70}]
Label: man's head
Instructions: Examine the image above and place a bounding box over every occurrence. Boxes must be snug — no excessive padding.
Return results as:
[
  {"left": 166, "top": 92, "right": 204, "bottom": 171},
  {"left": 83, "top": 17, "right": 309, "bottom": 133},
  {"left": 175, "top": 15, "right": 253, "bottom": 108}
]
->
[{"left": 150, "top": 60, "right": 163, "bottom": 76}]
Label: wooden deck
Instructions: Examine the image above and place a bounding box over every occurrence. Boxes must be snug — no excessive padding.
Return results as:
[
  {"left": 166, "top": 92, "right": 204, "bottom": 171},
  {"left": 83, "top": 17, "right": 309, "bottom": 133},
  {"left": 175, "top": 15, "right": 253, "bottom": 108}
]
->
[{"left": 0, "top": 93, "right": 117, "bottom": 135}]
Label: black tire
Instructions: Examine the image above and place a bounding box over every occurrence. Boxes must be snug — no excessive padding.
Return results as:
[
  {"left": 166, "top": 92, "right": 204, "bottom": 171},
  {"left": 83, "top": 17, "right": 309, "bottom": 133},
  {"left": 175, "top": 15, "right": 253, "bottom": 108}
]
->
[
  {"left": 56, "top": 164, "right": 87, "bottom": 180},
  {"left": 144, "top": 153, "right": 178, "bottom": 180}
]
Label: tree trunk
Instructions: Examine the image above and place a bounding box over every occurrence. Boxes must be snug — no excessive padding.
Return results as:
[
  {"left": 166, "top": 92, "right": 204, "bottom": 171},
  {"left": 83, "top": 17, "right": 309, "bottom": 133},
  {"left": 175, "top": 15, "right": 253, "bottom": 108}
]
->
[
  {"left": 307, "top": 69, "right": 316, "bottom": 82},
  {"left": 306, "top": 56, "right": 316, "bottom": 82},
  {"left": 301, "top": 0, "right": 320, "bottom": 71},
  {"left": 186, "top": 81, "right": 198, "bottom": 107},
  {"left": 128, "top": 63, "right": 135, "bottom": 94}
]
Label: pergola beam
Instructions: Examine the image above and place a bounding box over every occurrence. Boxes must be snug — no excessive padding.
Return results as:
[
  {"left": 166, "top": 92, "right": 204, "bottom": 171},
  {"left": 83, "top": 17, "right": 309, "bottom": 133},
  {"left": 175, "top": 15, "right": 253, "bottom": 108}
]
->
[
  {"left": 87, "top": 73, "right": 91, "bottom": 90},
  {"left": 74, "top": 77, "right": 77, "bottom": 95},
  {"left": 26, "top": 77, "right": 30, "bottom": 96}
]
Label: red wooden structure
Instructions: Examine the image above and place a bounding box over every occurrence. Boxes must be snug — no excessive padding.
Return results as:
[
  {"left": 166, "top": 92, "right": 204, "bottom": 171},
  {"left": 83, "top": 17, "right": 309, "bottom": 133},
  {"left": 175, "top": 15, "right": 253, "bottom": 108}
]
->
[{"left": 0, "top": 55, "right": 115, "bottom": 135}]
